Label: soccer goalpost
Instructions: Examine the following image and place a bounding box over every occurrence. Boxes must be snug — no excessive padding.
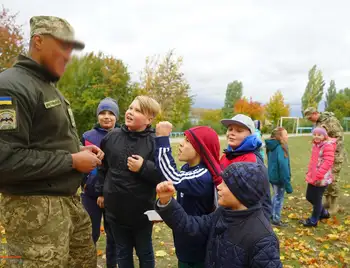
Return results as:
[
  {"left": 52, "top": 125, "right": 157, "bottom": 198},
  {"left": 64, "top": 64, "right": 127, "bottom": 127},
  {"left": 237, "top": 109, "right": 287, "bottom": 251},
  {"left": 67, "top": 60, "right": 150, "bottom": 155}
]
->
[{"left": 279, "top": 117, "right": 300, "bottom": 135}]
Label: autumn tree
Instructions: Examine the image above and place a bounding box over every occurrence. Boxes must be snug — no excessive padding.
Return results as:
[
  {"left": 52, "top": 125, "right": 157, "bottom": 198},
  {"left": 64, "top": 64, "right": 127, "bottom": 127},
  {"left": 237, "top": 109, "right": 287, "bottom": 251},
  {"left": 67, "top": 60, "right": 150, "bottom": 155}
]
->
[
  {"left": 301, "top": 65, "right": 325, "bottom": 113},
  {"left": 0, "top": 6, "right": 26, "bottom": 72},
  {"left": 199, "top": 109, "right": 225, "bottom": 134},
  {"left": 139, "top": 49, "right": 193, "bottom": 126},
  {"left": 222, "top": 81, "right": 243, "bottom": 118},
  {"left": 234, "top": 97, "right": 264, "bottom": 120},
  {"left": 265, "top": 90, "right": 290, "bottom": 125},
  {"left": 327, "top": 88, "right": 350, "bottom": 120},
  {"left": 58, "top": 52, "right": 133, "bottom": 135},
  {"left": 325, "top": 80, "right": 337, "bottom": 110}
]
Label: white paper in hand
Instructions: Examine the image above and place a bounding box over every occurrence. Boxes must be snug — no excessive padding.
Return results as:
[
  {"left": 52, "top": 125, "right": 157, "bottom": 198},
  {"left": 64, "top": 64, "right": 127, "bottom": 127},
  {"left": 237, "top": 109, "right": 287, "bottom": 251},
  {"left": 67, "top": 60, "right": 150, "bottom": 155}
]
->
[{"left": 144, "top": 210, "right": 163, "bottom": 221}]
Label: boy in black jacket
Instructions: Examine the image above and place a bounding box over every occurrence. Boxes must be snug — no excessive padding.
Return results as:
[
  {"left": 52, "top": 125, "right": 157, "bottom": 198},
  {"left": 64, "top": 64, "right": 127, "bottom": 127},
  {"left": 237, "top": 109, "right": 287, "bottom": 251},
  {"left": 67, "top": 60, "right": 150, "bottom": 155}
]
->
[
  {"left": 96, "top": 96, "right": 162, "bottom": 268},
  {"left": 156, "top": 162, "right": 282, "bottom": 268}
]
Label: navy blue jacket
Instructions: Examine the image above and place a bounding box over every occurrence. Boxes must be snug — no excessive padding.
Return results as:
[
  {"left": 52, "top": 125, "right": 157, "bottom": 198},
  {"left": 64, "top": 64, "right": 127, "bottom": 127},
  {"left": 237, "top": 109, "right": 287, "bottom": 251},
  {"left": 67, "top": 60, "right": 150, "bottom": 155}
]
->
[
  {"left": 155, "top": 136, "right": 215, "bottom": 263},
  {"left": 265, "top": 139, "right": 293, "bottom": 193},
  {"left": 81, "top": 124, "right": 117, "bottom": 198},
  {"left": 156, "top": 199, "right": 282, "bottom": 268}
]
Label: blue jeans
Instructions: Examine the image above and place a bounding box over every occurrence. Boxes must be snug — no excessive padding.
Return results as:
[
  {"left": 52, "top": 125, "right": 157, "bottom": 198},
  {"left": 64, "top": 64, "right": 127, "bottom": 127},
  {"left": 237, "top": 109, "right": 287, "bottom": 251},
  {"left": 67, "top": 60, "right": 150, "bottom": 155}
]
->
[
  {"left": 81, "top": 193, "right": 117, "bottom": 267},
  {"left": 105, "top": 215, "right": 155, "bottom": 268},
  {"left": 271, "top": 184, "right": 285, "bottom": 222}
]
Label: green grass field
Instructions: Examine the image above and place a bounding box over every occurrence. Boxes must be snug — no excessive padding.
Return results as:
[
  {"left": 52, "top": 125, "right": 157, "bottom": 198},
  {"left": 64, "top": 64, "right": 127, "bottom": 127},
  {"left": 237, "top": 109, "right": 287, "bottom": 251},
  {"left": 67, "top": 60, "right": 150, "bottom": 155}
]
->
[{"left": 95, "top": 135, "right": 350, "bottom": 268}]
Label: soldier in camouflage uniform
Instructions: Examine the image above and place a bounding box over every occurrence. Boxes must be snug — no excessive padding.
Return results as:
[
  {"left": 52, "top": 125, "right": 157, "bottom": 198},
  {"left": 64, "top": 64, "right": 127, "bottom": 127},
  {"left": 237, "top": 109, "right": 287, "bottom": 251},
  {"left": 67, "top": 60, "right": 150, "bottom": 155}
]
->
[
  {"left": 0, "top": 16, "right": 103, "bottom": 267},
  {"left": 304, "top": 107, "right": 344, "bottom": 214}
]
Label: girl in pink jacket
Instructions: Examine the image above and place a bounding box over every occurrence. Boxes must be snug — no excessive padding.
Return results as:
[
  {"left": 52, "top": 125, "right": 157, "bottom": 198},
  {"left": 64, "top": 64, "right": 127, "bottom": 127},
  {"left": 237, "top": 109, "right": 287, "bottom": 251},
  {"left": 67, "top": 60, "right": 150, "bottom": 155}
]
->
[{"left": 300, "top": 127, "right": 337, "bottom": 227}]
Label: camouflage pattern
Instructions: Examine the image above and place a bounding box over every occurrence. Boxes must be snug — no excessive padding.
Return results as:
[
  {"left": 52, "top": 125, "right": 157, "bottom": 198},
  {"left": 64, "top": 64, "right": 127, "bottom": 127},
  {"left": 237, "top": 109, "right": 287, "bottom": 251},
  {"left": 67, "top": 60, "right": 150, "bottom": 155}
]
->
[
  {"left": 316, "top": 111, "right": 344, "bottom": 198},
  {"left": 30, "top": 16, "right": 85, "bottom": 50},
  {"left": 0, "top": 195, "right": 96, "bottom": 268},
  {"left": 303, "top": 107, "right": 317, "bottom": 117}
]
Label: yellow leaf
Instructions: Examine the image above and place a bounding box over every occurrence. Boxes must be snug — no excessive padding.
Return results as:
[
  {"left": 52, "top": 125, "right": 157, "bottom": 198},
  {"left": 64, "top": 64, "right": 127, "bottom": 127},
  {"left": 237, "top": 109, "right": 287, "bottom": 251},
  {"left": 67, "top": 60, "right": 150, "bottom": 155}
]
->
[
  {"left": 280, "top": 255, "right": 285, "bottom": 260},
  {"left": 319, "top": 251, "right": 325, "bottom": 257},
  {"left": 291, "top": 253, "right": 297, "bottom": 259},
  {"left": 155, "top": 250, "right": 168, "bottom": 257},
  {"left": 97, "top": 249, "right": 103, "bottom": 256},
  {"left": 327, "top": 234, "right": 339, "bottom": 240},
  {"left": 1, "top": 237, "right": 6, "bottom": 244},
  {"left": 344, "top": 184, "right": 350, "bottom": 189},
  {"left": 288, "top": 196, "right": 295, "bottom": 200},
  {"left": 154, "top": 226, "right": 161, "bottom": 233},
  {"left": 343, "top": 247, "right": 349, "bottom": 252},
  {"left": 159, "top": 241, "right": 164, "bottom": 246},
  {"left": 344, "top": 220, "right": 350, "bottom": 225},
  {"left": 323, "top": 244, "right": 330, "bottom": 249}
]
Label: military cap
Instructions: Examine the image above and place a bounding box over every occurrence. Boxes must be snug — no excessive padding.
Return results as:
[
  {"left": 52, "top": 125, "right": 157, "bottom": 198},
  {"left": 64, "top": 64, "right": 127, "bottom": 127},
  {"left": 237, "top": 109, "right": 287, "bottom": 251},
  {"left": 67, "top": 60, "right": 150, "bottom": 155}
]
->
[
  {"left": 303, "top": 107, "right": 318, "bottom": 117},
  {"left": 30, "top": 16, "right": 85, "bottom": 50}
]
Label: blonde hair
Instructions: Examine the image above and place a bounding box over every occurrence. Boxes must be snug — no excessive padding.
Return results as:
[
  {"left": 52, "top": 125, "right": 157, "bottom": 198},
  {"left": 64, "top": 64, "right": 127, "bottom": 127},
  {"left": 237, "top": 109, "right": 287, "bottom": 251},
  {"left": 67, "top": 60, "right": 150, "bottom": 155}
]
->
[
  {"left": 134, "top": 95, "right": 161, "bottom": 118},
  {"left": 270, "top": 127, "right": 289, "bottom": 158}
]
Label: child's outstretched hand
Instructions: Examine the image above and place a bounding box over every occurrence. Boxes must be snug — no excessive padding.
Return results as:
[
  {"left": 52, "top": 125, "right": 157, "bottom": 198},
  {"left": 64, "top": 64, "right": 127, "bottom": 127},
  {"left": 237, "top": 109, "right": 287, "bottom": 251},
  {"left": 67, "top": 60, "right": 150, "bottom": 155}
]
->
[
  {"left": 156, "top": 181, "right": 175, "bottom": 205},
  {"left": 156, "top": 121, "right": 173, "bottom": 137}
]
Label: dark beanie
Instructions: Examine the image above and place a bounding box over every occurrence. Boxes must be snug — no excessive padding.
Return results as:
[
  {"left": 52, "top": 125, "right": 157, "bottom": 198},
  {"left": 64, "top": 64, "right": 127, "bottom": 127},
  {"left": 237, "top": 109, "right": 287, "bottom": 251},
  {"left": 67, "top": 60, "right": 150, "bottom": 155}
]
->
[
  {"left": 221, "top": 162, "right": 268, "bottom": 208},
  {"left": 184, "top": 126, "right": 223, "bottom": 186},
  {"left": 97, "top": 98, "right": 119, "bottom": 118}
]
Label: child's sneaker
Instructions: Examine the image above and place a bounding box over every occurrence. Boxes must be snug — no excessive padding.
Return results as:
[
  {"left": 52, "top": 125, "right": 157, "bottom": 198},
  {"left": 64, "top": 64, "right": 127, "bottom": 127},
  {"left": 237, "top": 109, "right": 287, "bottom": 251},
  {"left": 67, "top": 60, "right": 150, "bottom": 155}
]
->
[
  {"left": 319, "top": 209, "right": 330, "bottom": 220},
  {"left": 271, "top": 220, "right": 288, "bottom": 227},
  {"left": 299, "top": 218, "right": 317, "bottom": 227}
]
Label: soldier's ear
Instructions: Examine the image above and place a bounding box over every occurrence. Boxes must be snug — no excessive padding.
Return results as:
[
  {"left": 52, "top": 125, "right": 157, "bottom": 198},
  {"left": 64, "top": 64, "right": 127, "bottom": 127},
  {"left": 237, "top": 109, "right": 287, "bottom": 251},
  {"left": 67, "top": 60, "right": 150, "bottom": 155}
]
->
[{"left": 31, "top": 35, "right": 45, "bottom": 50}]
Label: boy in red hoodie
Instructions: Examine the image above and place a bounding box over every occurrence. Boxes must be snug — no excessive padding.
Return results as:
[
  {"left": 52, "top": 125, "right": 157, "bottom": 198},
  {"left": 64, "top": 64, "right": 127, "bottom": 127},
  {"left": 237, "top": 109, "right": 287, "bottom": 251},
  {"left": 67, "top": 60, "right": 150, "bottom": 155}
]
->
[{"left": 220, "top": 114, "right": 272, "bottom": 220}]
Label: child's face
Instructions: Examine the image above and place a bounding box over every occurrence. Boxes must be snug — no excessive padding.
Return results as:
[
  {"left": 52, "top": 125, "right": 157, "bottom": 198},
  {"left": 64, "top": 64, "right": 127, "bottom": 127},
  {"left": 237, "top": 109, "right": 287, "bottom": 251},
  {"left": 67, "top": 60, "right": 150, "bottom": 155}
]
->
[
  {"left": 217, "top": 181, "right": 242, "bottom": 209},
  {"left": 281, "top": 129, "right": 288, "bottom": 142},
  {"left": 98, "top": 111, "right": 116, "bottom": 130},
  {"left": 226, "top": 123, "right": 251, "bottom": 149},
  {"left": 313, "top": 133, "right": 325, "bottom": 143},
  {"left": 125, "top": 100, "right": 152, "bottom": 132},
  {"left": 178, "top": 136, "right": 199, "bottom": 164}
]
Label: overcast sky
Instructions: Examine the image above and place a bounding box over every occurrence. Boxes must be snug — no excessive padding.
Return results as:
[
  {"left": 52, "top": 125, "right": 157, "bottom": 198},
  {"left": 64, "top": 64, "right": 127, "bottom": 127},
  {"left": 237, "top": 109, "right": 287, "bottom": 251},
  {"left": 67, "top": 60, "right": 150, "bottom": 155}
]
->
[{"left": 4, "top": 0, "right": 350, "bottom": 116}]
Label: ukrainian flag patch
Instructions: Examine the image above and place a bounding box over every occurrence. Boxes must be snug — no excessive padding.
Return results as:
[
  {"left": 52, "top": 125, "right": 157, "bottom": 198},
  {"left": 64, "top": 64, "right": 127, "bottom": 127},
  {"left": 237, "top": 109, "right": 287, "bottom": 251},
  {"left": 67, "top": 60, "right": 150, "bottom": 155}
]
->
[{"left": 0, "top": 97, "right": 12, "bottom": 105}]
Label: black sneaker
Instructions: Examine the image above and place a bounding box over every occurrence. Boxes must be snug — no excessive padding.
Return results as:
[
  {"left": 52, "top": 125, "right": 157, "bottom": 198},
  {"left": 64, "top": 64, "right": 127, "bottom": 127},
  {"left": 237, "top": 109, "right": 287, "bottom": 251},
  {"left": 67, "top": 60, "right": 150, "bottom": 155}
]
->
[
  {"left": 271, "top": 220, "right": 288, "bottom": 227},
  {"left": 299, "top": 218, "right": 317, "bottom": 227},
  {"left": 319, "top": 210, "right": 330, "bottom": 220}
]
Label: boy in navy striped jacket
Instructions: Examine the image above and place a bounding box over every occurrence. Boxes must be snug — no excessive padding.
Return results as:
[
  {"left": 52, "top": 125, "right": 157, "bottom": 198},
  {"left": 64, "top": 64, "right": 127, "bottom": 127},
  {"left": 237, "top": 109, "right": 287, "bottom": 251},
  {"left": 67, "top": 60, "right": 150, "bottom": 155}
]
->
[{"left": 155, "top": 121, "right": 222, "bottom": 268}]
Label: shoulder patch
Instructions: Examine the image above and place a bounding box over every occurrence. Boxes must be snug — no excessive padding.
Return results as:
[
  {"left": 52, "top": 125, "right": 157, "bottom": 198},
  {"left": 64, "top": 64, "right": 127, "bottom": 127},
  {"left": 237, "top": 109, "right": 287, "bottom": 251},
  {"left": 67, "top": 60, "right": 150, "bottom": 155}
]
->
[
  {"left": 44, "top": 98, "right": 61, "bottom": 109},
  {"left": 0, "top": 96, "right": 12, "bottom": 105},
  {"left": 0, "top": 108, "right": 17, "bottom": 130}
]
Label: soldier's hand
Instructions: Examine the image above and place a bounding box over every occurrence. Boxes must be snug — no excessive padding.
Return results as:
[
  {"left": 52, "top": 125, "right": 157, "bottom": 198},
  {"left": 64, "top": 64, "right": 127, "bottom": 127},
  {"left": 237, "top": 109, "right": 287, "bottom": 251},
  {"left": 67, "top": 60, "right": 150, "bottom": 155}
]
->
[
  {"left": 97, "top": 196, "right": 104, "bottom": 208},
  {"left": 156, "top": 121, "right": 173, "bottom": 137},
  {"left": 72, "top": 151, "right": 102, "bottom": 173},
  {"left": 81, "top": 145, "right": 104, "bottom": 160},
  {"left": 156, "top": 181, "right": 175, "bottom": 205},
  {"left": 127, "top": 155, "right": 144, "bottom": 172}
]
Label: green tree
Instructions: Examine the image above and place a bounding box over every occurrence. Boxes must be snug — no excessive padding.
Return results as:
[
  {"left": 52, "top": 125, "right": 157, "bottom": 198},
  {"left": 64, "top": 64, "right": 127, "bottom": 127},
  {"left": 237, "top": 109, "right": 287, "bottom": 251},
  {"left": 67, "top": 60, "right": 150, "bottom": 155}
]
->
[
  {"left": 139, "top": 49, "right": 193, "bottom": 126},
  {"left": 0, "top": 6, "right": 26, "bottom": 72},
  {"left": 327, "top": 88, "right": 350, "bottom": 120},
  {"left": 58, "top": 52, "right": 133, "bottom": 135},
  {"left": 265, "top": 90, "right": 290, "bottom": 125},
  {"left": 301, "top": 65, "right": 325, "bottom": 113},
  {"left": 222, "top": 81, "right": 243, "bottom": 118},
  {"left": 325, "top": 80, "right": 337, "bottom": 110}
]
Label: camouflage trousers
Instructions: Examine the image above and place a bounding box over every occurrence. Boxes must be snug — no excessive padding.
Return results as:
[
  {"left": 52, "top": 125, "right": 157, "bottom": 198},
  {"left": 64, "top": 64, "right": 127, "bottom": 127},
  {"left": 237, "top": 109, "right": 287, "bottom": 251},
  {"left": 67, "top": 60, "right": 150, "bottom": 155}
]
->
[
  {"left": 325, "top": 160, "right": 343, "bottom": 198},
  {"left": 0, "top": 195, "right": 97, "bottom": 268}
]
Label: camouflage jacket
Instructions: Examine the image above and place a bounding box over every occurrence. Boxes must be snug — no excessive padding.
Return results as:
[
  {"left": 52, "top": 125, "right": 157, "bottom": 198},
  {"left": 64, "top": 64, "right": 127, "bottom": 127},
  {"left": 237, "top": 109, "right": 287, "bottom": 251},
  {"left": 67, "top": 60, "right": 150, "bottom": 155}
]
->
[
  {"left": 0, "top": 55, "right": 82, "bottom": 196},
  {"left": 316, "top": 112, "right": 344, "bottom": 162}
]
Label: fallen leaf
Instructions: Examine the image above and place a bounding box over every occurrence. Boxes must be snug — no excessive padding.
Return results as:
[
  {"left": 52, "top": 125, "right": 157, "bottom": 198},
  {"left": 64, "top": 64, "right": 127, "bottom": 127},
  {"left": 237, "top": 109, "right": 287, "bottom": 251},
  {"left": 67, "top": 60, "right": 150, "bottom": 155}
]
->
[
  {"left": 155, "top": 250, "right": 168, "bottom": 257},
  {"left": 97, "top": 249, "right": 103, "bottom": 256},
  {"left": 154, "top": 226, "right": 161, "bottom": 233}
]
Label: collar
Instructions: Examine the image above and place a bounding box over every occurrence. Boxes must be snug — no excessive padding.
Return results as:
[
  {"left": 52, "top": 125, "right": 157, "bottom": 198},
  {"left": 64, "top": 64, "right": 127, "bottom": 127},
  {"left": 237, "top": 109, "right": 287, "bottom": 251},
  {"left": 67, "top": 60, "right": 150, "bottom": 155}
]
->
[{"left": 14, "top": 55, "right": 60, "bottom": 83}]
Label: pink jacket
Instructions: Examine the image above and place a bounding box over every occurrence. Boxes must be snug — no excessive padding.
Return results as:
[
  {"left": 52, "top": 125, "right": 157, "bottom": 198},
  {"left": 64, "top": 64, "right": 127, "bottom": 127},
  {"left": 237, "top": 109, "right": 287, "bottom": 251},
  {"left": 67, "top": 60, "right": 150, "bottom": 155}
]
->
[{"left": 306, "top": 138, "right": 337, "bottom": 186}]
